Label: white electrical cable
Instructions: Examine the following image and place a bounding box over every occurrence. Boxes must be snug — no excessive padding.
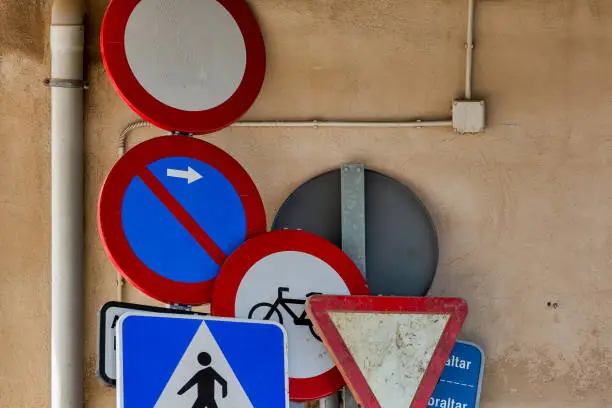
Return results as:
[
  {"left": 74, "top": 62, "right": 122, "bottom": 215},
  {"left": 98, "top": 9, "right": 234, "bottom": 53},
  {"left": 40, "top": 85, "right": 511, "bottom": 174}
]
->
[
  {"left": 232, "top": 119, "right": 453, "bottom": 128},
  {"left": 115, "top": 120, "right": 157, "bottom": 302},
  {"left": 118, "top": 119, "right": 452, "bottom": 136},
  {"left": 465, "top": 0, "right": 476, "bottom": 100},
  {"left": 118, "top": 120, "right": 154, "bottom": 157}
]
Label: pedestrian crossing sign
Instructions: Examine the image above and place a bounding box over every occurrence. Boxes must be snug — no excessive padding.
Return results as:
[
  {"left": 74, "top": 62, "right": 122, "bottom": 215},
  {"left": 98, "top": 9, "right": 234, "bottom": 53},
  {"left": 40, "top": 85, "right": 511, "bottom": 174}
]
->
[{"left": 116, "top": 313, "right": 288, "bottom": 408}]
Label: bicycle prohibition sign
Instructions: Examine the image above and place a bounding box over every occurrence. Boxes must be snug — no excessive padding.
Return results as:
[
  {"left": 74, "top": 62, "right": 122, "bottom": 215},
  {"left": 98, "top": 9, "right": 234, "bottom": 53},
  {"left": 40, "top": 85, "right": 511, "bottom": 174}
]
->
[{"left": 248, "top": 287, "right": 321, "bottom": 341}]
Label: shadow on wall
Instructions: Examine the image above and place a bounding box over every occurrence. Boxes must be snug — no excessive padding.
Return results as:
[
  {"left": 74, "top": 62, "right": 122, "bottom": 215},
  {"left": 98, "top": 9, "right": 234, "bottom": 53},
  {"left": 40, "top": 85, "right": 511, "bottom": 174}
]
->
[
  {"left": 0, "top": 0, "right": 106, "bottom": 65},
  {"left": 0, "top": 1, "right": 48, "bottom": 60}
]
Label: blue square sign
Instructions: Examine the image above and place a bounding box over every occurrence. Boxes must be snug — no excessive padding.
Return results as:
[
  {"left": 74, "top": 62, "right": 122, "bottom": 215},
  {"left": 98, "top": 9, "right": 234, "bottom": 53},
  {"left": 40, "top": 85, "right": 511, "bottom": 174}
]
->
[
  {"left": 116, "top": 313, "right": 288, "bottom": 408},
  {"left": 429, "top": 341, "right": 485, "bottom": 408}
]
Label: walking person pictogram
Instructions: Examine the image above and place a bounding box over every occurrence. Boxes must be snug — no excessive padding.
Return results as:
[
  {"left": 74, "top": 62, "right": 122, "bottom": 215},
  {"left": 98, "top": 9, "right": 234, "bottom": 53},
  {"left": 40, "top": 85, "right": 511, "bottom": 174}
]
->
[{"left": 177, "top": 352, "right": 228, "bottom": 408}]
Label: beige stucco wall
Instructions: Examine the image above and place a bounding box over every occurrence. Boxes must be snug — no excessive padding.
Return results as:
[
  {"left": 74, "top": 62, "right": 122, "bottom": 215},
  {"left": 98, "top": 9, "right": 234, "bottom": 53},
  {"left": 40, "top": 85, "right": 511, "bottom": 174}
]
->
[{"left": 2, "top": 0, "right": 612, "bottom": 406}]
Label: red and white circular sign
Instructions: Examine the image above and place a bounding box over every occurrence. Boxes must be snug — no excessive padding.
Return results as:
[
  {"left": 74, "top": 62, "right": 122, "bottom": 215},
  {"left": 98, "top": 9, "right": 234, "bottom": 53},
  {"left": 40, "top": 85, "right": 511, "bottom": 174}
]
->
[
  {"left": 101, "top": 0, "right": 266, "bottom": 134},
  {"left": 211, "top": 230, "right": 370, "bottom": 401},
  {"left": 97, "top": 136, "right": 266, "bottom": 305}
]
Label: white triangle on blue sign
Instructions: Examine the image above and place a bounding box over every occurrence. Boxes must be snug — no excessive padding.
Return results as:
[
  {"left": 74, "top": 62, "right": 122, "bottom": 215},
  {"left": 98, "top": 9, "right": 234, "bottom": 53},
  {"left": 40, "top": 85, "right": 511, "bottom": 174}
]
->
[{"left": 154, "top": 320, "right": 253, "bottom": 408}]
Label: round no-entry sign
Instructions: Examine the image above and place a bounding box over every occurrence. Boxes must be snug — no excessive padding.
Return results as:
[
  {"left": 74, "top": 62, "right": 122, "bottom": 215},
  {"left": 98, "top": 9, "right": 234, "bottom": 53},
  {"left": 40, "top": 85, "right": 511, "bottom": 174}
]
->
[
  {"left": 211, "top": 230, "right": 369, "bottom": 401},
  {"left": 98, "top": 136, "right": 266, "bottom": 305},
  {"left": 101, "top": 0, "right": 266, "bottom": 134}
]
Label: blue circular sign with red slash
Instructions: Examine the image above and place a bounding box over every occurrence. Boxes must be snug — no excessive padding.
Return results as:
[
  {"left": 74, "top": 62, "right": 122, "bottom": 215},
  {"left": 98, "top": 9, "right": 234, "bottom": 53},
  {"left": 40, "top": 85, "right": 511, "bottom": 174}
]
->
[{"left": 98, "top": 136, "right": 266, "bottom": 305}]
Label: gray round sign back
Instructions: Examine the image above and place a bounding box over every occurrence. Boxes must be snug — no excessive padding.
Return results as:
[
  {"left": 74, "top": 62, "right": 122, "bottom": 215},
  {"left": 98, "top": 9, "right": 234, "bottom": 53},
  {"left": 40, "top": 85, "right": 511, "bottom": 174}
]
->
[{"left": 272, "top": 169, "right": 438, "bottom": 296}]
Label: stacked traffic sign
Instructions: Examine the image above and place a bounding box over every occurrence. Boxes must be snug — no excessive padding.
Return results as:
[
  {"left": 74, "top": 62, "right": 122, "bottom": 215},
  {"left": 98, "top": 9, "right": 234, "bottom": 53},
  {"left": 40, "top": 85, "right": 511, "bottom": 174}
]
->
[
  {"left": 97, "top": 1, "right": 482, "bottom": 407},
  {"left": 97, "top": 0, "right": 292, "bottom": 406},
  {"left": 98, "top": 136, "right": 267, "bottom": 305},
  {"left": 211, "top": 230, "right": 370, "bottom": 401},
  {"left": 97, "top": 0, "right": 375, "bottom": 405},
  {"left": 306, "top": 295, "right": 470, "bottom": 408},
  {"left": 99, "top": 0, "right": 269, "bottom": 304},
  {"left": 116, "top": 314, "right": 288, "bottom": 408},
  {"left": 101, "top": 0, "right": 266, "bottom": 135}
]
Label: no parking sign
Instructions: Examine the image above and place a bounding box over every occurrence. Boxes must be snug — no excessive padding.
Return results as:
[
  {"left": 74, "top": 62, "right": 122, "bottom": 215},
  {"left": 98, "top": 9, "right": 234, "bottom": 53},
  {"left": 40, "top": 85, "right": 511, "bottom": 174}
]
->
[{"left": 98, "top": 136, "right": 266, "bottom": 305}]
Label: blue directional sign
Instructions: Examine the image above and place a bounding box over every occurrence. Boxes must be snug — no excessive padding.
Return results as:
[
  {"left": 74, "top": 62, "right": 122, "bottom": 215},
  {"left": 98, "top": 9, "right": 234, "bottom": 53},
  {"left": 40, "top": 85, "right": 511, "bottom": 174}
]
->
[
  {"left": 429, "top": 341, "right": 485, "bottom": 408},
  {"left": 98, "top": 136, "right": 266, "bottom": 305},
  {"left": 116, "top": 313, "right": 288, "bottom": 408}
]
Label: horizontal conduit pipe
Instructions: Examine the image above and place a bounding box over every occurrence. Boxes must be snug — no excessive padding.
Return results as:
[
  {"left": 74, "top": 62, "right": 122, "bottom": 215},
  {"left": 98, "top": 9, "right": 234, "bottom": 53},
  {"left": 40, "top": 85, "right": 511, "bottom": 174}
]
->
[
  {"left": 117, "top": 119, "right": 452, "bottom": 151},
  {"left": 231, "top": 120, "right": 453, "bottom": 128}
]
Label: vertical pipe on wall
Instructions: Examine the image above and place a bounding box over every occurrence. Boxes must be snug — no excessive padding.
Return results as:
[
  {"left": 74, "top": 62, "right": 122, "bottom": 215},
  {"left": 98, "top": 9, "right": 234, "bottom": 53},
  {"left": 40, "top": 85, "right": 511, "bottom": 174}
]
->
[
  {"left": 50, "top": 1, "right": 85, "bottom": 407},
  {"left": 465, "top": 0, "right": 475, "bottom": 100}
]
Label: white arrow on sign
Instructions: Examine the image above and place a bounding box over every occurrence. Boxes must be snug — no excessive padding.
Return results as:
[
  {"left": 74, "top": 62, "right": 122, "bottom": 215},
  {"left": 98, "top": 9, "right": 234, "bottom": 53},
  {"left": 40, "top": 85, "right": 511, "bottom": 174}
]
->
[{"left": 167, "top": 167, "right": 202, "bottom": 184}]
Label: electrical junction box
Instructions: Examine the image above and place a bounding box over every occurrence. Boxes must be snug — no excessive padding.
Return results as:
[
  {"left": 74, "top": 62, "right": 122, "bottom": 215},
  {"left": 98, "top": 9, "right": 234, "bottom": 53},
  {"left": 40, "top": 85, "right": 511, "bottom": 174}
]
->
[{"left": 452, "top": 100, "right": 486, "bottom": 134}]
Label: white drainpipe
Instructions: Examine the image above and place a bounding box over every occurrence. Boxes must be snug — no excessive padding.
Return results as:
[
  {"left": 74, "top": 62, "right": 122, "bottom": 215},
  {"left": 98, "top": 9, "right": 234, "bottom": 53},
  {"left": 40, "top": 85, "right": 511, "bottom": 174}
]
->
[{"left": 50, "top": 1, "right": 85, "bottom": 407}]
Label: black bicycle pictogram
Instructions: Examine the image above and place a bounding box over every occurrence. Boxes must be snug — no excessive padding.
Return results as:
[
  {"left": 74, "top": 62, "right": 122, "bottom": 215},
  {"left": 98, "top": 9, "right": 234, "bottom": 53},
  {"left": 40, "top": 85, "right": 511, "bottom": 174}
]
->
[{"left": 248, "top": 287, "right": 322, "bottom": 341}]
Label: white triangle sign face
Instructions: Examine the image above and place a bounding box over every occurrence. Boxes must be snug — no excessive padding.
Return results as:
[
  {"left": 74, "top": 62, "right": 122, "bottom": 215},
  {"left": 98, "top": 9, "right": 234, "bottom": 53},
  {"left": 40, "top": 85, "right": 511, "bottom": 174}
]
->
[
  {"left": 306, "top": 296, "right": 468, "bottom": 408},
  {"left": 329, "top": 312, "right": 451, "bottom": 407},
  {"left": 154, "top": 321, "right": 254, "bottom": 408}
]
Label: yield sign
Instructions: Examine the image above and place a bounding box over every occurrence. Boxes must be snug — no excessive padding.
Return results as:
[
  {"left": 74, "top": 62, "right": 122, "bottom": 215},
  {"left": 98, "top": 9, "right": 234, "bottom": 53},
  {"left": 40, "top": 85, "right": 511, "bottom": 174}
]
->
[{"left": 306, "top": 296, "right": 468, "bottom": 408}]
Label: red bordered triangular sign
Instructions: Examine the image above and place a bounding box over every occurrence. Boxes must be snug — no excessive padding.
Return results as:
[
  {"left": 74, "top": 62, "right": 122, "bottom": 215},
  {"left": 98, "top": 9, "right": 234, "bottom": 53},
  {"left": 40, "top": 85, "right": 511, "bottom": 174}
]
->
[{"left": 306, "top": 295, "right": 468, "bottom": 408}]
